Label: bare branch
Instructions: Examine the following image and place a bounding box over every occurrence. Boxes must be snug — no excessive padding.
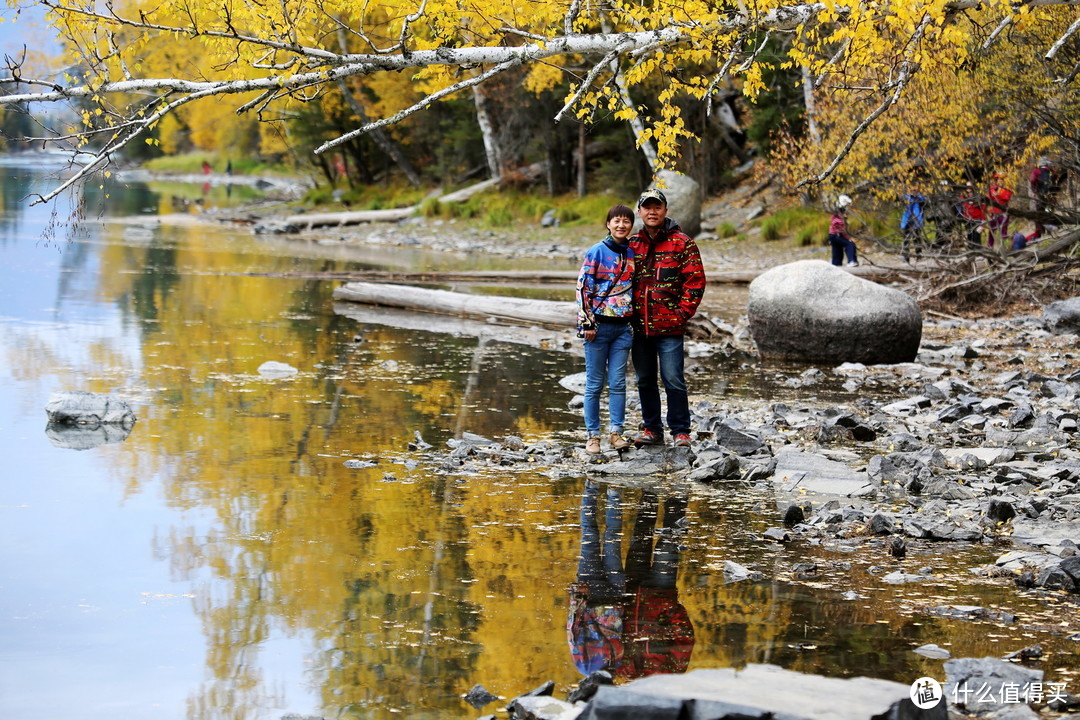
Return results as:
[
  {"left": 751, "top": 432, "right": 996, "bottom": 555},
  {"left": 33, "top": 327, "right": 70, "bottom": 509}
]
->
[
  {"left": 1045, "top": 14, "right": 1080, "bottom": 60},
  {"left": 565, "top": 0, "right": 584, "bottom": 36},
  {"left": 315, "top": 58, "right": 521, "bottom": 155},
  {"left": 797, "top": 13, "right": 932, "bottom": 188},
  {"left": 554, "top": 48, "right": 620, "bottom": 123}
]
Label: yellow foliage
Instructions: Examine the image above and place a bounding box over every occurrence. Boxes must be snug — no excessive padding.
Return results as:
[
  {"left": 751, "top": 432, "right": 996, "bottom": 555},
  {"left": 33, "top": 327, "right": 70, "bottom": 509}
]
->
[{"left": 15, "top": 0, "right": 1080, "bottom": 178}]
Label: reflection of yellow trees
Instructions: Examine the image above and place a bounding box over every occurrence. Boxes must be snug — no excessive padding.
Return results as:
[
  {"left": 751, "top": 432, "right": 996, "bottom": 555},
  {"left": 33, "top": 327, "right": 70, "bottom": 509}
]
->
[{"left": 87, "top": 219, "right": 588, "bottom": 716}]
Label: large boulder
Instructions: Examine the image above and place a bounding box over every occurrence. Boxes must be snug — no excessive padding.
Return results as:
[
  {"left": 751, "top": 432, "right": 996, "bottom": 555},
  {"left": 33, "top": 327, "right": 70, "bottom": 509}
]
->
[
  {"left": 652, "top": 170, "right": 701, "bottom": 238},
  {"left": 1042, "top": 296, "right": 1080, "bottom": 335},
  {"left": 748, "top": 260, "right": 922, "bottom": 364}
]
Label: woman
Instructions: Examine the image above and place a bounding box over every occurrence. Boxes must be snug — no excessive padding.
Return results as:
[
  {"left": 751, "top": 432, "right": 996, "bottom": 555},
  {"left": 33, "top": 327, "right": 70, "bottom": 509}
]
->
[{"left": 576, "top": 205, "right": 636, "bottom": 454}]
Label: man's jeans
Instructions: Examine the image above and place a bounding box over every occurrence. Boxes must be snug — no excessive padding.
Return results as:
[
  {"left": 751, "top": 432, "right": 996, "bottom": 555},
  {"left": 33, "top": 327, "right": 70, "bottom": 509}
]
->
[
  {"left": 632, "top": 334, "right": 690, "bottom": 437},
  {"left": 583, "top": 322, "right": 633, "bottom": 435}
]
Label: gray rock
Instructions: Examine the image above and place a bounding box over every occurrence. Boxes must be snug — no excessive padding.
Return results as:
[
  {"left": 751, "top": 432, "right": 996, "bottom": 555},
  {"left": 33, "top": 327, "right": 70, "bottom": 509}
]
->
[
  {"left": 882, "top": 571, "right": 930, "bottom": 584},
  {"left": 986, "top": 499, "right": 1017, "bottom": 522},
  {"left": 944, "top": 657, "right": 1042, "bottom": 715},
  {"left": 771, "top": 449, "right": 874, "bottom": 498},
  {"left": 258, "top": 360, "right": 299, "bottom": 378},
  {"left": 464, "top": 684, "right": 500, "bottom": 709},
  {"left": 904, "top": 514, "right": 982, "bottom": 541},
  {"left": 913, "top": 643, "right": 952, "bottom": 659},
  {"left": 867, "top": 512, "right": 896, "bottom": 535},
  {"left": 578, "top": 665, "right": 946, "bottom": 720},
  {"left": 509, "top": 695, "right": 579, "bottom": 720},
  {"left": 708, "top": 420, "right": 765, "bottom": 455},
  {"left": 723, "top": 560, "right": 764, "bottom": 583},
  {"left": 927, "top": 605, "right": 1017, "bottom": 624},
  {"left": 763, "top": 527, "right": 791, "bottom": 542},
  {"left": 1042, "top": 296, "right": 1080, "bottom": 335},
  {"left": 747, "top": 260, "right": 923, "bottom": 364},
  {"left": 45, "top": 391, "right": 136, "bottom": 427}
]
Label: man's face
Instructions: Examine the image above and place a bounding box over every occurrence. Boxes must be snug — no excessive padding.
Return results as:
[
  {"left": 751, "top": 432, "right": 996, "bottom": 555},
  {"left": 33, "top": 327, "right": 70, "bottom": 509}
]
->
[{"left": 638, "top": 200, "right": 667, "bottom": 230}]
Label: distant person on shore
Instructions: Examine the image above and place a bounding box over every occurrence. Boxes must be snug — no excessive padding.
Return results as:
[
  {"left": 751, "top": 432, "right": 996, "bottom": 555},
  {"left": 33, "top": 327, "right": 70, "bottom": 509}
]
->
[
  {"left": 575, "top": 205, "right": 636, "bottom": 454},
  {"left": 986, "top": 173, "right": 1013, "bottom": 249},
  {"left": 900, "top": 186, "right": 927, "bottom": 262},
  {"left": 828, "top": 194, "right": 858, "bottom": 267},
  {"left": 629, "top": 189, "right": 706, "bottom": 449},
  {"left": 1029, "top": 157, "right": 1060, "bottom": 240},
  {"left": 201, "top": 160, "right": 211, "bottom": 175},
  {"left": 959, "top": 183, "right": 986, "bottom": 245}
]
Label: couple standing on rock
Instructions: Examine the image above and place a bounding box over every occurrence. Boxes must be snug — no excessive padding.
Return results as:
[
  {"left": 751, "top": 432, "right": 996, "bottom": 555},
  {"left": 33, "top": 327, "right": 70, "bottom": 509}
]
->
[{"left": 575, "top": 189, "right": 707, "bottom": 454}]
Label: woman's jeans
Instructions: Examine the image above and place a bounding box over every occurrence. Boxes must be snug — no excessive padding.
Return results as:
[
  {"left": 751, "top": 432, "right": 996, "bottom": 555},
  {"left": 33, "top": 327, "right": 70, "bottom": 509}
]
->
[
  {"left": 631, "top": 334, "right": 690, "bottom": 437},
  {"left": 583, "top": 322, "right": 633, "bottom": 435},
  {"left": 828, "top": 233, "right": 857, "bottom": 265}
]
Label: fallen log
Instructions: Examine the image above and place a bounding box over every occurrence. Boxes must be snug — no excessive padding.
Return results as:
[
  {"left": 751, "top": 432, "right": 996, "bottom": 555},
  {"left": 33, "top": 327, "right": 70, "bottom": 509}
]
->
[
  {"left": 289, "top": 206, "right": 413, "bottom": 229},
  {"left": 333, "top": 281, "right": 577, "bottom": 328}
]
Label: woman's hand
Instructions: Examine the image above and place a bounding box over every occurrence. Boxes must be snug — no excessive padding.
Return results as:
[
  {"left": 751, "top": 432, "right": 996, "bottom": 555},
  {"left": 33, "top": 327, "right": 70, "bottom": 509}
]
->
[{"left": 584, "top": 329, "right": 597, "bottom": 342}]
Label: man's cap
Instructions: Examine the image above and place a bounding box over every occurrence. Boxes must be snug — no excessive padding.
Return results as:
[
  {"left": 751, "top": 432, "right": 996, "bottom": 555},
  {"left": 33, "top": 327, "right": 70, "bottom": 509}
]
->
[
  {"left": 836, "top": 194, "right": 852, "bottom": 209},
  {"left": 637, "top": 189, "right": 667, "bottom": 207}
]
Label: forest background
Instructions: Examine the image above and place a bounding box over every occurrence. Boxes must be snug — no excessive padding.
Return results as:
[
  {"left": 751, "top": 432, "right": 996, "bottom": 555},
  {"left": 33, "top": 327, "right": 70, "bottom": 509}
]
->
[{"left": 1, "top": 0, "right": 1078, "bottom": 312}]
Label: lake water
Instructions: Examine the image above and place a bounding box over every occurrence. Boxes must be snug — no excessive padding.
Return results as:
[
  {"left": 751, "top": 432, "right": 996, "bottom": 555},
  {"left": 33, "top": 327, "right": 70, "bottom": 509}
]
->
[{"left": 2, "top": 156, "right": 1078, "bottom": 719}]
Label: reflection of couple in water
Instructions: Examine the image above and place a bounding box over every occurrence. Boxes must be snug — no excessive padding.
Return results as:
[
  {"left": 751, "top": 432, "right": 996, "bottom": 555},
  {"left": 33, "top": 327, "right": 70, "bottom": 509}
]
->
[{"left": 567, "top": 480, "right": 695, "bottom": 678}]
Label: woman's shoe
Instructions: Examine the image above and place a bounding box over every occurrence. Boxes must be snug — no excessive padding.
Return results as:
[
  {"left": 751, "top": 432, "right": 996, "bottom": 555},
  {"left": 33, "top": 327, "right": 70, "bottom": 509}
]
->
[
  {"left": 586, "top": 436, "right": 601, "bottom": 454},
  {"left": 609, "top": 432, "right": 630, "bottom": 450}
]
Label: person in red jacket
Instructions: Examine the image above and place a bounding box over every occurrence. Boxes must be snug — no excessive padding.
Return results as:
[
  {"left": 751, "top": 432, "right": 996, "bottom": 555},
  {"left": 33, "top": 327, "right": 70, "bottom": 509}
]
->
[
  {"left": 986, "top": 173, "right": 1014, "bottom": 249},
  {"left": 629, "top": 189, "right": 706, "bottom": 449}
]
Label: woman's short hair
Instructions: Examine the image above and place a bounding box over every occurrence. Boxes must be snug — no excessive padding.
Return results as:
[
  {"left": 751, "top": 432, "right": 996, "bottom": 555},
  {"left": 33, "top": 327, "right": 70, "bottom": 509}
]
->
[{"left": 606, "top": 204, "right": 634, "bottom": 224}]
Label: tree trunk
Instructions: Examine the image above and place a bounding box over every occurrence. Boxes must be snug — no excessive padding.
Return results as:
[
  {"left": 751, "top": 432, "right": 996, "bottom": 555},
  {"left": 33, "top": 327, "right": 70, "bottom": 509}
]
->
[
  {"left": 576, "top": 122, "right": 587, "bottom": 197},
  {"left": 473, "top": 84, "right": 503, "bottom": 179},
  {"left": 801, "top": 64, "right": 821, "bottom": 144}
]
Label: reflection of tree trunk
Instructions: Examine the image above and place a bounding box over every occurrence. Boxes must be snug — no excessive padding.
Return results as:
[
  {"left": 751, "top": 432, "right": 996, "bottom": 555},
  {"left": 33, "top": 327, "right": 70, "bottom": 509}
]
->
[
  {"left": 473, "top": 84, "right": 503, "bottom": 179},
  {"left": 454, "top": 335, "right": 492, "bottom": 439}
]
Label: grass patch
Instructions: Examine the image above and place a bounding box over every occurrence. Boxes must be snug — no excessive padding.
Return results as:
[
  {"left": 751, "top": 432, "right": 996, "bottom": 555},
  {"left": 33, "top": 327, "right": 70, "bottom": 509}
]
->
[
  {"left": 143, "top": 152, "right": 289, "bottom": 176},
  {"left": 717, "top": 221, "right": 738, "bottom": 238},
  {"left": 757, "top": 205, "right": 830, "bottom": 245}
]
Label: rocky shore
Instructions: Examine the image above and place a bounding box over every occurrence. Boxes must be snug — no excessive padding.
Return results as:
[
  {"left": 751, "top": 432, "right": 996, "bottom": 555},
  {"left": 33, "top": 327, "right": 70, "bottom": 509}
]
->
[{"left": 413, "top": 305, "right": 1079, "bottom": 720}]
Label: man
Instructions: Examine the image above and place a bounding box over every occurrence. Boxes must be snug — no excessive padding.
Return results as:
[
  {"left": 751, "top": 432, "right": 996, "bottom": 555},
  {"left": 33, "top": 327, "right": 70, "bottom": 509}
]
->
[{"left": 629, "top": 189, "right": 706, "bottom": 448}]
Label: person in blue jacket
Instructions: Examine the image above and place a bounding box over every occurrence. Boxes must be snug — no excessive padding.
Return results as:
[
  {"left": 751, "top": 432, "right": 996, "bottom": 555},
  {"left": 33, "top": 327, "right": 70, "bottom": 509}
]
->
[
  {"left": 900, "top": 187, "right": 927, "bottom": 262},
  {"left": 576, "top": 205, "right": 636, "bottom": 454}
]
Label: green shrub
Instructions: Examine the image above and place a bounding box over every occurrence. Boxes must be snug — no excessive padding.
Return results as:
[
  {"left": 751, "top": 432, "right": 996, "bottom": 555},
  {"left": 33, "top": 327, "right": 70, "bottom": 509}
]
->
[
  {"left": 419, "top": 198, "right": 443, "bottom": 217},
  {"left": 717, "top": 221, "right": 737, "bottom": 238},
  {"left": 759, "top": 216, "right": 782, "bottom": 241}
]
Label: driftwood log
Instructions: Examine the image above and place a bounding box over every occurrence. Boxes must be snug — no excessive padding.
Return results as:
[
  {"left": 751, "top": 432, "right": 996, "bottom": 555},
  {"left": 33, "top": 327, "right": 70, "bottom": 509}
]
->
[
  {"left": 333, "top": 281, "right": 577, "bottom": 328},
  {"left": 333, "top": 281, "right": 740, "bottom": 342}
]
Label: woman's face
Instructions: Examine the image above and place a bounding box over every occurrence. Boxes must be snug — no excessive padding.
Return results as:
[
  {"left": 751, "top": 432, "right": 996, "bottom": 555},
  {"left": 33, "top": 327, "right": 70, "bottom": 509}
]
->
[{"left": 607, "top": 214, "right": 633, "bottom": 241}]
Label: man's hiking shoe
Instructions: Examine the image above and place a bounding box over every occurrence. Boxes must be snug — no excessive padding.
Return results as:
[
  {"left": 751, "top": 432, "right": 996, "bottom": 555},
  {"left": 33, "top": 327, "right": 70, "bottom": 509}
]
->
[
  {"left": 673, "top": 433, "right": 692, "bottom": 448},
  {"left": 634, "top": 429, "right": 664, "bottom": 447},
  {"left": 610, "top": 432, "right": 631, "bottom": 450},
  {"left": 585, "top": 436, "right": 602, "bottom": 454}
]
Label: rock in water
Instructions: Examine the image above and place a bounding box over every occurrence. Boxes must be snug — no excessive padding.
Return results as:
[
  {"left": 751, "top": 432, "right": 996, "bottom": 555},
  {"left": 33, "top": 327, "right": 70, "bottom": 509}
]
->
[
  {"left": 45, "top": 391, "right": 136, "bottom": 427},
  {"left": 747, "top": 260, "right": 922, "bottom": 364}
]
